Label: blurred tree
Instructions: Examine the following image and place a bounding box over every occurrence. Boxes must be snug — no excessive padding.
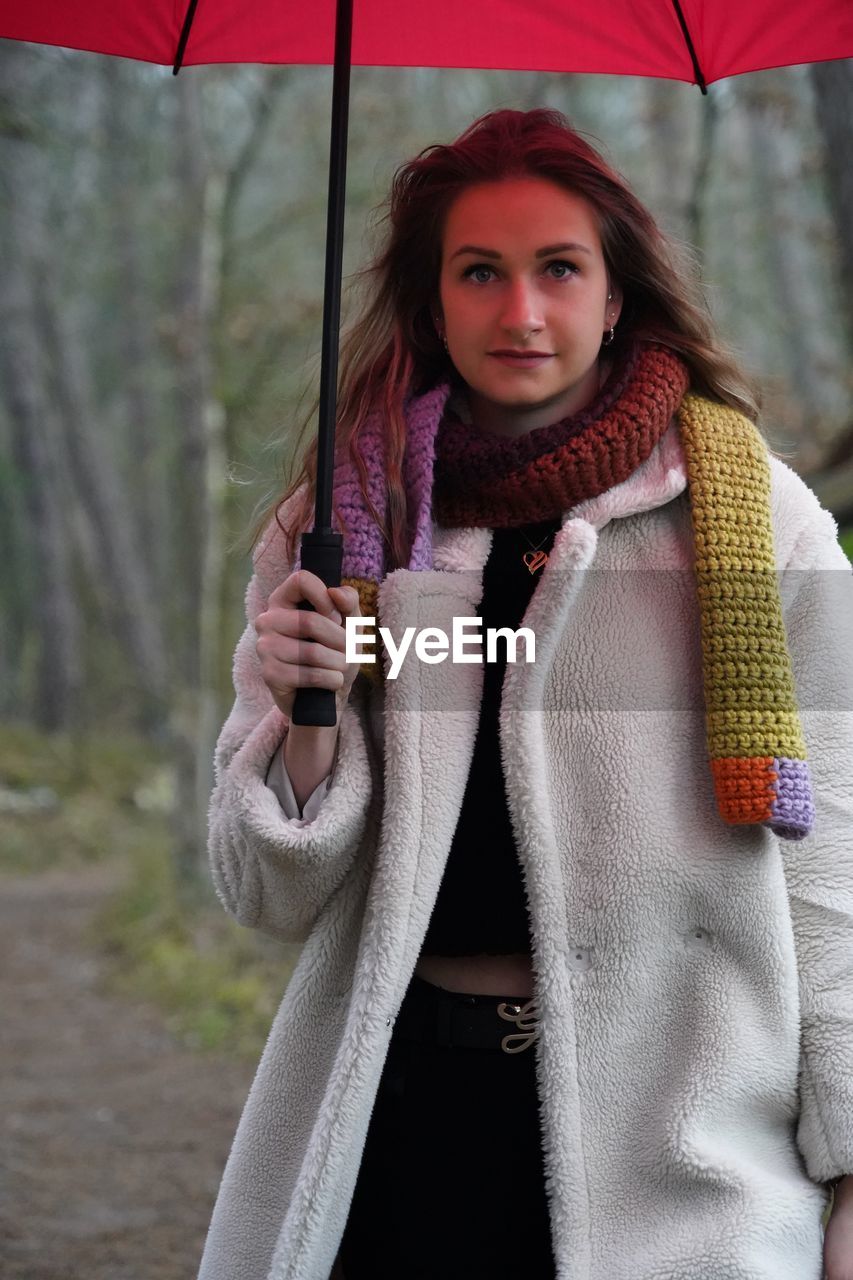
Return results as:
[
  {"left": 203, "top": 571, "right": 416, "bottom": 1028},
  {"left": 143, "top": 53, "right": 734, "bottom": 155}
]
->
[
  {"left": 810, "top": 58, "right": 853, "bottom": 348},
  {"left": 99, "top": 59, "right": 168, "bottom": 599},
  {"left": 0, "top": 41, "right": 83, "bottom": 732},
  {"left": 741, "top": 77, "right": 828, "bottom": 432},
  {"left": 30, "top": 262, "right": 169, "bottom": 729}
]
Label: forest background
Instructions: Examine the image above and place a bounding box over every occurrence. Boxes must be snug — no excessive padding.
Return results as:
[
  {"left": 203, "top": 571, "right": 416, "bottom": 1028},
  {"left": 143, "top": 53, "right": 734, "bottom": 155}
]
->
[
  {"left": 1, "top": 41, "right": 852, "bottom": 1054},
  {"left": 1, "top": 40, "right": 852, "bottom": 1276}
]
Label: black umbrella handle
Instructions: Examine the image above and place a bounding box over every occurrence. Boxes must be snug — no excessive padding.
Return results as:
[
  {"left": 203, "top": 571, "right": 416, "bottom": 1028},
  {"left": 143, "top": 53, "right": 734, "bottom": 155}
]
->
[{"left": 291, "top": 529, "right": 344, "bottom": 727}]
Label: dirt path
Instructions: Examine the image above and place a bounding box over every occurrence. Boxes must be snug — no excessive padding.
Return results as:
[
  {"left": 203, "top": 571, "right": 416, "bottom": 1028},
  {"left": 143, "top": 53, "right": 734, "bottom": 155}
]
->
[{"left": 0, "top": 861, "right": 258, "bottom": 1280}]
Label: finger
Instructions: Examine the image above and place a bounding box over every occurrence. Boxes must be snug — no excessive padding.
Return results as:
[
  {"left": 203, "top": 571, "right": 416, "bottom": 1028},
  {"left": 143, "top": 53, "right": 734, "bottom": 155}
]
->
[
  {"left": 327, "top": 584, "right": 363, "bottom": 618},
  {"left": 265, "top": 660, "right": 346, "bottom": 694},
  {"left": 268, "top": 569, "right": 341, "bottom": 617},
  {"left": 260, "top": 634, "right": 349, "bottom": 672},
  {"left": 256, "top": 605, "right": 350, "bottom": 653}
]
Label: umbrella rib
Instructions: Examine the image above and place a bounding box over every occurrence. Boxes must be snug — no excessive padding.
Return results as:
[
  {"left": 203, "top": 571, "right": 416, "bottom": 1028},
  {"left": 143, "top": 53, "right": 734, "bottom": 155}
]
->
[
  {"left": 173, "top": 0, "right": 201, "bottom": 75},
  {"left": 669, "top": 0, "right": 708, "bottom": 94}
]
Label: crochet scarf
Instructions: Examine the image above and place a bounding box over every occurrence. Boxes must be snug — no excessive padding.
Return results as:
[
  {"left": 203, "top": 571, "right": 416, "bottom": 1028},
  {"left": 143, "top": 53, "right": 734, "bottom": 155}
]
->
[{"left": 299, "top": 340, "right": 815, "bottom": 841}]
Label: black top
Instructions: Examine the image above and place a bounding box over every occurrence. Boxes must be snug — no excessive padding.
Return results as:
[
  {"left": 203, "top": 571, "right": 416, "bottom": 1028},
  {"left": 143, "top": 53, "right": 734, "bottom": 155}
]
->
[{"left": 420, "top": 516, "right": 562, "bottom": 957}]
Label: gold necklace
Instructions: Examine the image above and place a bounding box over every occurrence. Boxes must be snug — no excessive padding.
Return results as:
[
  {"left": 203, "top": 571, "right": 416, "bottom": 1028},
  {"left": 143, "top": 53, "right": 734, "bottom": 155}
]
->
[{"left": 518, "top": 528, "right": 551, "bottom": 574}]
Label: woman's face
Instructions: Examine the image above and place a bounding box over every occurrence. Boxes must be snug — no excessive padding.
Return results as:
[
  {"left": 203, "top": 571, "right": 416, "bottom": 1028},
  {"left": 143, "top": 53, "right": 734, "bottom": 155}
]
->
[{"left": 437, "top": 176, "right": 622, "bottom": 436}]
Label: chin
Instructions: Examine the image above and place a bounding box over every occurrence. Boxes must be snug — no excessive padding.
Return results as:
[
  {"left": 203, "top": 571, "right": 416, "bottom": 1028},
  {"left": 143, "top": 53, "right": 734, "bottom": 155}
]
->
[{"left": 476, "top": 382, "right": 559, "bottom": 407}]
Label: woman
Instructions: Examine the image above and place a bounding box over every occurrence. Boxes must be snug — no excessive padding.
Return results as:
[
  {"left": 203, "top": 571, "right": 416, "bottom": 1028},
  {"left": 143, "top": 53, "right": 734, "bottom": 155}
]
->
[{"left": 198, "top": 109, "right": 853, "bottom": 1280}]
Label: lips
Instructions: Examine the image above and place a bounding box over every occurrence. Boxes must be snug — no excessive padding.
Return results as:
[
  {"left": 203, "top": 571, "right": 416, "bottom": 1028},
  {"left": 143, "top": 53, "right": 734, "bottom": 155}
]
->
[{"left": 489, "top": 351, "right": 554, "bottom": 368}]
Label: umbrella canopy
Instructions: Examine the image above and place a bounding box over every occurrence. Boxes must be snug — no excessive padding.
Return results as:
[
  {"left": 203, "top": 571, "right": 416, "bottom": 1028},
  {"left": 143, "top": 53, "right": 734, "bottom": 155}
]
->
[{"left": 3, "top": 0, "right": 853, "bottom": 88}]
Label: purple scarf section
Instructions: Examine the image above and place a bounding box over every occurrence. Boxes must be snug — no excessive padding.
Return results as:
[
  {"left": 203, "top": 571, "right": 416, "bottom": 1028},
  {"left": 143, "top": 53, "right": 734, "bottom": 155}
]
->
[{"left": 295, "top": 382, "right": 451, "bottom": 581}]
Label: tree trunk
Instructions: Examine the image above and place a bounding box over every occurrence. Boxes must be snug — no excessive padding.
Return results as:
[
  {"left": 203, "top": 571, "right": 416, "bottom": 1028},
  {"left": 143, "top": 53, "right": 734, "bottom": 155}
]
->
[
  {"left": 30, "top": 263, "right": 170, "bottom": 730},
  {"left": 685, "top": 90, "right": 719, "bottom": 258},
  {"left": 740, "top": 76, "right": 830, "bottom": 437},
  {"left": 99, "top": 59, "right": 171, "bottom": 600},
  {"left": 809, "top": 59, "right": 853, "bottom": 351},
  {"left": 0, "top": 44, "right": 82, "bottom": 731},
  {"left": 168, "top": 74, "right": 228, "bottom": 898}
]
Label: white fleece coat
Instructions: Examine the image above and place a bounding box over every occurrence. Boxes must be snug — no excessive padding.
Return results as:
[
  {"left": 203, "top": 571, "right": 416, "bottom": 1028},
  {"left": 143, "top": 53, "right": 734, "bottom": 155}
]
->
[{"left": 198, "top": 418, "right": 853, "bottom": 1280}]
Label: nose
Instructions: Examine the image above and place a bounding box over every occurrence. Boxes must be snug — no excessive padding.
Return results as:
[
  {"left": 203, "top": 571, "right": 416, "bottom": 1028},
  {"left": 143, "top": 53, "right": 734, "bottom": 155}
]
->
[{"left": 498, "top": 277, "right": 544, "bottom": 339}]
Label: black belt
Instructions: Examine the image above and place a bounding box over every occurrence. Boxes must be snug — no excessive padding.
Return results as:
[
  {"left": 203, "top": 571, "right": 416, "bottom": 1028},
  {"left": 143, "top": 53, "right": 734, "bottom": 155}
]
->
[{"left": 394, "top": 975, "right": 541, "bottom": 1054}]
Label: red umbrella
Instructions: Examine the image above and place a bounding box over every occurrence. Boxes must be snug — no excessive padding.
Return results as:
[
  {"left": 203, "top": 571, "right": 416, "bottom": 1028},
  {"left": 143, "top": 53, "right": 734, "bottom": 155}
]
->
[
  {"left": 4, "top": 0, "right": 852, "bottom": 84},
  {"left": 3, "top": 1, "right": 853, "bottom": 725}
]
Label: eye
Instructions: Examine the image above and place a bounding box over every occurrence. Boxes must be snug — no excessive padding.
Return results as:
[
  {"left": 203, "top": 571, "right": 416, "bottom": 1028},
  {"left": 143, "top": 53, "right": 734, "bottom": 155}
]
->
[
  {"left": 545, "top": 259, "right": 579, "bottom": 279},
  {"left": 461, "top": 263, "right": 496, "bottom": 284}
]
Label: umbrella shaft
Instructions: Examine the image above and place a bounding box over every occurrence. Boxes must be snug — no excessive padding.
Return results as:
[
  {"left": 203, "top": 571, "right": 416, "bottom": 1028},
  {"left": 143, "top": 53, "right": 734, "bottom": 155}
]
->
[{"left": 316, "top": 0, "right": 354, "bottom": 532}]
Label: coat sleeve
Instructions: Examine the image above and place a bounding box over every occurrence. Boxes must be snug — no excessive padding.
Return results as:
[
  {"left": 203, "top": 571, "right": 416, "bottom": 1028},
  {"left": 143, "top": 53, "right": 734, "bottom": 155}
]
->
[
  {"left": 265, "top": 737, "right": 334, "bottom": 820},
  {"left": 780, "top": 503, "right": 853, "bottom": 1185},
  {"left": 207, "top": 499, "right": 380, "bottom": 945}
]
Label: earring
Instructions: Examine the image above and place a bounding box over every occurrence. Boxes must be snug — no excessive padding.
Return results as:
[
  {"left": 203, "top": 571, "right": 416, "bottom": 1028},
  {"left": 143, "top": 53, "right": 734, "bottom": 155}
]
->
[{"left": 602, "top": 293, "right": 615, "bottom": 345}]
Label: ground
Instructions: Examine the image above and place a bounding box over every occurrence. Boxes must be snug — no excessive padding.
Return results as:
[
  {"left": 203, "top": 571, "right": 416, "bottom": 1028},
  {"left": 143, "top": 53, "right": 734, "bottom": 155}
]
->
[{"left": 0, "top": 860, "right": 256, "bottom": 1280}]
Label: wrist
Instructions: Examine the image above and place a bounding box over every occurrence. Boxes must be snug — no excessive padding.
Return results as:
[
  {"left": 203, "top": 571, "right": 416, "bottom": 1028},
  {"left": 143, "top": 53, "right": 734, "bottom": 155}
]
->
[{"left": 284, "top": 721, "right": 339, "bottom": 758}]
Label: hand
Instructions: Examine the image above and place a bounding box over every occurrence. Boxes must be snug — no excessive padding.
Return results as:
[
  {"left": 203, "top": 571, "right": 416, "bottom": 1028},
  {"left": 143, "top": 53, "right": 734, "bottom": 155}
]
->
[
  {"left": 254, "top": 570, "right": 363, "bottom": 719},
  {"left": 824, "top": 1175, "right": 853, "bottom": 1280}
]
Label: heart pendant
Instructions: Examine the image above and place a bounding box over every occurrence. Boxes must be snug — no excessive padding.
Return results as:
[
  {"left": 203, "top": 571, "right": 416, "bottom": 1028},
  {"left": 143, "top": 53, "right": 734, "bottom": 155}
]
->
[{"left": 522, "top": 550, "right": 548, "bottom": 574}]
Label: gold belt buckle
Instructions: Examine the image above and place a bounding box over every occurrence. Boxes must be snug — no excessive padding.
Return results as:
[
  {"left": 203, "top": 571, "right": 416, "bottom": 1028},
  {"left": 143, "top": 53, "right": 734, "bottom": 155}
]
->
[{"left": 496, "top": 998, "right": 541, "bottom": 1054}]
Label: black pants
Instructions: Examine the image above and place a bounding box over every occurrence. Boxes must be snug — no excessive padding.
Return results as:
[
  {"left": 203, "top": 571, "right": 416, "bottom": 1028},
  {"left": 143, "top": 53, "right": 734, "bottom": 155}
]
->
[{"left": 338, "top": 976, "right": 556, "bottom": 1279}]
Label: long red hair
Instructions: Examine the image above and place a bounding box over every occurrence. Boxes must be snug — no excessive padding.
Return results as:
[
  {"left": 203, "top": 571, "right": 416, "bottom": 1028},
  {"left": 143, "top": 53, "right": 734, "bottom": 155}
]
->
[{"left": 254, "top": 107, "right": 759, "bottom": 570}]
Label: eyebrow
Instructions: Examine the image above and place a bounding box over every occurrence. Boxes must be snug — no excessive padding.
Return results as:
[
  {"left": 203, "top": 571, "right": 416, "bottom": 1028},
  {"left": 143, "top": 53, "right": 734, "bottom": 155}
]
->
[{"left": 450, "top": 241, "right": 593, "bottom": 261}]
